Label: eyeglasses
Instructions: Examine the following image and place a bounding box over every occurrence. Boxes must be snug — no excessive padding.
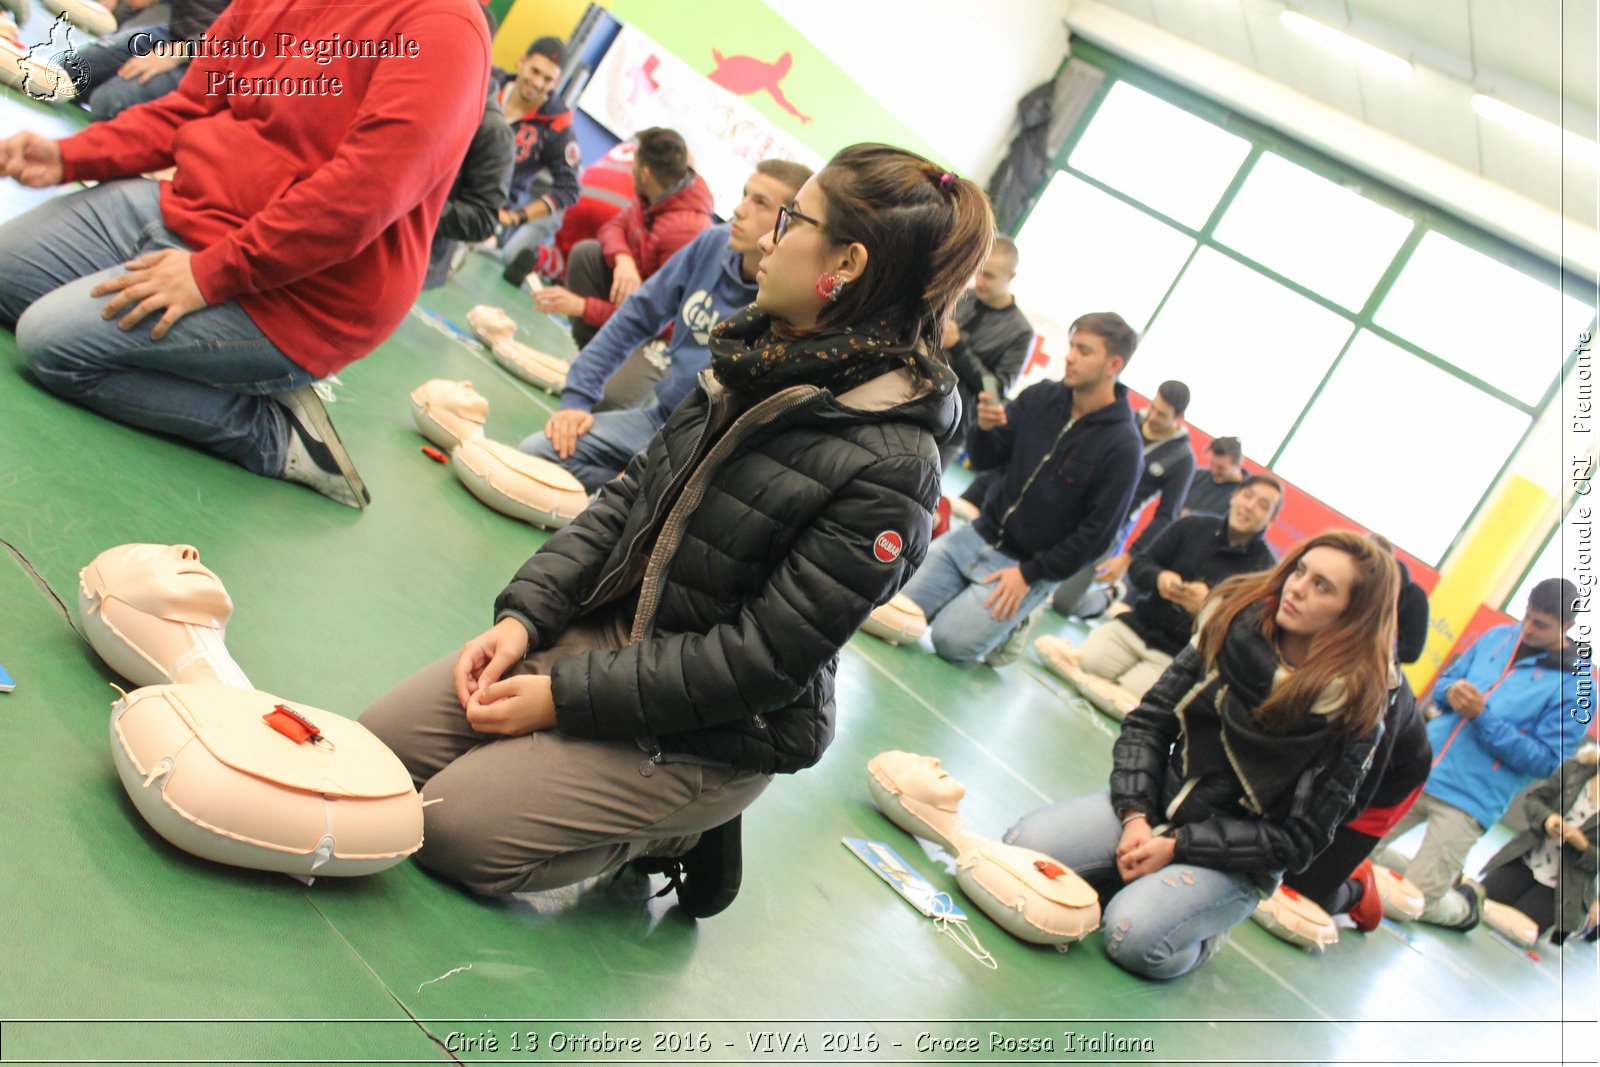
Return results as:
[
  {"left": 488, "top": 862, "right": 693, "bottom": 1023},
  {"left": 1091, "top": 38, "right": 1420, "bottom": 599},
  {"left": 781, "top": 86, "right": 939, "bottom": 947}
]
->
[{"left": 772, "top": 204, "right": 821, "bottom": 244}]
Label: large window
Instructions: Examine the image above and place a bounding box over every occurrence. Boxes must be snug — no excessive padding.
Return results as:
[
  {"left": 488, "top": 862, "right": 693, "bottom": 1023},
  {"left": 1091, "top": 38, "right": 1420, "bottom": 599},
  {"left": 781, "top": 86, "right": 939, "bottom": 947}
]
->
[
  {"left": 1126, "top": 248, "right": 1352, "bottom": 456},
  {"left": 1011, "top": 172, "right": 1195, "bottom": 337},
  {"left": 1014, "top": 51, "right": 1594, "bottom": 575},
  {"left": 1274, "top": 332, "right": 1532, "bottom": 563},
  {"left": 1067, "top": 81, "right": 1251, "bottom": 229}
]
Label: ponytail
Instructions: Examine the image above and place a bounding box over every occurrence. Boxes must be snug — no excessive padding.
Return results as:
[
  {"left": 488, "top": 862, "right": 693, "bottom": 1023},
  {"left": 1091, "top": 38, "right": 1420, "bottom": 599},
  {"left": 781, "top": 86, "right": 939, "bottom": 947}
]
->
[{"left": 810, "top": 144, "right": 994, "bottom": 356}]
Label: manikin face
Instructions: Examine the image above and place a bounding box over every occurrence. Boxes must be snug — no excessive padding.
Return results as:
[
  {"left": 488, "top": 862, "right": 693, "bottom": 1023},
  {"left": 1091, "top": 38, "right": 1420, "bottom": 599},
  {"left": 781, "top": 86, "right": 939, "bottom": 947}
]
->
[
  {"left": 728, "top": 171, "right": 793, "bottom": 256},
  {"left": 1520, "top": 609, "right": 1568, "bottom": 652},
  {"left": 514, "top": 52, "right": 560, "bottom": 107},
  {"left": 754, "top": 175, "right": 841, "bottom": 327},
  {"left": 882, "top": 751, "right": 967, "bottom": 811},
  {"left": 1062, "top": 330, "right": 1119, "bottom": 392},
  {"left": 82, "top": 543, "right": 232, "bottom": 626},
  {"left": 1227, "top": 482, "right": 1281, "bottom": 538},
  {"left": 1275, "top": 546, "right": 1355, "bottom": 641},
  {"left": 972, "top": 250, "right": 1015, "bottom": 304}
]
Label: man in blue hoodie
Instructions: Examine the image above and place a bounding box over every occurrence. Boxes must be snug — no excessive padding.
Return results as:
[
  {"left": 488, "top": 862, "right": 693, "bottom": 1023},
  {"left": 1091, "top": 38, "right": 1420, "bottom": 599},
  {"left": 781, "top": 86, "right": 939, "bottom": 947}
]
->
[
  {"left": 521, "top": 159, "right": 812, "bottom": 492},
  {"left": 1376, "top": 578, "right": 1592, "bottom": 929},
  {"left": 901, "top": 312, "right": 1144, "bottom": 665}
]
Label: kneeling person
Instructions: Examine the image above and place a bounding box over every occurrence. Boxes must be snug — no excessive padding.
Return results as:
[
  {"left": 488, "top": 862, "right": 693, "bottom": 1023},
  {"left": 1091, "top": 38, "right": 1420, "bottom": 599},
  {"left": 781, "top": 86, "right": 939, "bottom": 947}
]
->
[
  {"left": 1078, "top": 475, "right": 1282, "bottom": 702},
  {"left": 899, "top": 312, "right": 1143, "bottom": 665}
]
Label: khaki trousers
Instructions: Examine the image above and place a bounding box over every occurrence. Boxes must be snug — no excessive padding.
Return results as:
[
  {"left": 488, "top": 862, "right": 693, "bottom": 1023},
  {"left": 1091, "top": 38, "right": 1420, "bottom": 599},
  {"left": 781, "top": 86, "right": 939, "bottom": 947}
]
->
[
  {"left": 360, "top": 611, "right": 771, "bottom": 896},
  {"left": 1374, "top": 791, "right": 1485, "bottom": 925},
  {"left": 1078, "top": 619, "right": 1173, "bottom": 702}
]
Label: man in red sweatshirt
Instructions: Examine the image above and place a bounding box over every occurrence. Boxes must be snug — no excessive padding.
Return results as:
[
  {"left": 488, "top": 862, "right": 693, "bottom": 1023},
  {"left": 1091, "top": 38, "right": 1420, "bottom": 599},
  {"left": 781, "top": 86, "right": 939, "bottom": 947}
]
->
[
  {"left": 0, "top": 0, "right": 489, "bottom": 508},
  {"left": 533, "top": 126, "right": 714, "bottom": 350}
]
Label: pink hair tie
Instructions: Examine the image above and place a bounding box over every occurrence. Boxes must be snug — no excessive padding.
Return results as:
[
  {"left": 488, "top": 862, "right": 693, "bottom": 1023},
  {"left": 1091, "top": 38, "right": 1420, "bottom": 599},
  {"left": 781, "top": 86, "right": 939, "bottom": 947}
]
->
[{"left": 938, "top": 171, "right": 957, "bottom": 190}]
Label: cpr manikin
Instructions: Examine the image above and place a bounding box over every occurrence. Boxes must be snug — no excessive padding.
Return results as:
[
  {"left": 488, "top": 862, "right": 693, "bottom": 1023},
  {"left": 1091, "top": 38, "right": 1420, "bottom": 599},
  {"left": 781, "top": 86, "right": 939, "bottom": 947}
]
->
[
  {"left": 1, "top": 11, "right": 78, "bottom": 101},
  {"left": 79, "top": 544, "right": 423, "bottom": 879},
  {"left": 467, "top": 304, "right": 570, "bottom": 394},
  {"left": 1251, "top": 884, "right": 1339, "bottom": 951},
  {"left": 860, "top": 594, "right": 927, "bottom": 645},
  {"left": 411, "top": 378, "right": 489, "bottom": 451},
  {"left": 1034, "top": 635, "right": 1141, "bottom": 719},
  {"left": 866, "top": 750, "right": 1100, "bottom": 946},
  {"left": 406, "top": 377, "right": 590, "bottom": 530}
]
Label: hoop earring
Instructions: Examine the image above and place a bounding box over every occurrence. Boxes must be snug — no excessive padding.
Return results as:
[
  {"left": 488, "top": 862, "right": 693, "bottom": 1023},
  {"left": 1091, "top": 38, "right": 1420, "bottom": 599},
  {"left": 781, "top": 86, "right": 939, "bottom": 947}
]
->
[{"left": 816, "top": 272, "right": 846, "bottom": 302}]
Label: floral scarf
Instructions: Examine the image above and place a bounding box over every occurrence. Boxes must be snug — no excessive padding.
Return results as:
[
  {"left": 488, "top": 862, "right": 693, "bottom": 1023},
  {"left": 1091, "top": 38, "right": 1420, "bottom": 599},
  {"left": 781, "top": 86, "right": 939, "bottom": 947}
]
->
[{"left": 708, "top": 305, "right": 925, "bottom": 399}]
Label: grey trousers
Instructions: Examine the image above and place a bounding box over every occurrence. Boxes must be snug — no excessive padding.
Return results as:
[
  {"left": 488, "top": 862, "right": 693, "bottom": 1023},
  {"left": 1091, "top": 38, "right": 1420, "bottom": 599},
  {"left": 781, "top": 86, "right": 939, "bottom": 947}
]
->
[
  {"left": 360, "top": 612, "right": 771, "bottom": 896},
  {"left": 1374, "top": 791, "right": 1486, "bottom": 925}
]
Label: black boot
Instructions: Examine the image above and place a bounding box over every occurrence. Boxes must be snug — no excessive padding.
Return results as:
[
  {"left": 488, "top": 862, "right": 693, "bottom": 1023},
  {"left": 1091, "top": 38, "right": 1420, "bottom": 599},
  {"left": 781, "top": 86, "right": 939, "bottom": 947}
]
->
[{"left": 676, "top": 815, "right": 743, "bottom": 919}]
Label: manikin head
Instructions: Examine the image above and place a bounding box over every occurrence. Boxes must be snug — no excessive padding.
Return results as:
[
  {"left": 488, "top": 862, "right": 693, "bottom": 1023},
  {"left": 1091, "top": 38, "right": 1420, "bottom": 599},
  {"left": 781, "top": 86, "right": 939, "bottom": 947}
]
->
[
  {"left": 873, "top": 750, "right": 967, "bottom": 812},
  {"left": 79, "top": 544, "right": 247, "bottom": 688},
  {"left": 410, "top": 379, "right": 489, "bottom": 450},
  {"left": 81, "top": 543, "right": 232, "bottom": 627}
]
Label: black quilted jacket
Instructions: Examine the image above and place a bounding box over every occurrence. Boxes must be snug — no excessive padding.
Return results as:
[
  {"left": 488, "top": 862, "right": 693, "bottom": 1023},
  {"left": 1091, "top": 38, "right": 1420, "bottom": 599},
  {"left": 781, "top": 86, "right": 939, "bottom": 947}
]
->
[
  {"left": 1109, "top": 641, "right": 1383, "bottom": 885},
  {"left": 495, "top": 362, "right": 956, "bottom": 774}
]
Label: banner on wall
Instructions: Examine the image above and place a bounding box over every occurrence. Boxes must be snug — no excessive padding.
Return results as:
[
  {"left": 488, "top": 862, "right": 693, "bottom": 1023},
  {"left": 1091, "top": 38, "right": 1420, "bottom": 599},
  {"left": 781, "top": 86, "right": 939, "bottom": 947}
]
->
[{"left": 579, "top": 23, "right": 824, "bottom": 218}]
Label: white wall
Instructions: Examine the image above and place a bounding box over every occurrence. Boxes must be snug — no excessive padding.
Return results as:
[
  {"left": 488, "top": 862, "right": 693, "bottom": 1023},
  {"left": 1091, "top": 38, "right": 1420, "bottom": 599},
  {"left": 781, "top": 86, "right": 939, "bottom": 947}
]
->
[{"left": 762, "top": 0, "right": 1071, "bottom": 182}]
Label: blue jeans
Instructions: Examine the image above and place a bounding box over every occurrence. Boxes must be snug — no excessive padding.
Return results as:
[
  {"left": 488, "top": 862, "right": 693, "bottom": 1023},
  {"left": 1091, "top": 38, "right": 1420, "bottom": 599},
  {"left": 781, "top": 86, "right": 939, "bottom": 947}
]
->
[
  {"left": 67, "top": 24, "right": 185, "bottom": 118},
  {"left": 521, "top": 403, "right": 666, "bottom": 493},
  {"left": 0, "top": 180, "right": 311, "bottom": 476},
  {"left": 899, "top": 524, "right": 1058, "bottom": 663},
  {"left": 1005, "top": 791, "right": 1260, "bottom": 980}
]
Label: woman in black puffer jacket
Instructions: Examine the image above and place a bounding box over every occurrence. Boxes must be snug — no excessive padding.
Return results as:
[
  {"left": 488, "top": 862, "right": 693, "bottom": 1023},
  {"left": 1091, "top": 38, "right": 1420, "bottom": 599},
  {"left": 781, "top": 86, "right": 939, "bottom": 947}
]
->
[
  {"left": 361, "top": 144, "right": 992, "bottom": 916},
  {"left": 1007, "top": 531, "right": 1398, "bottom": 978}
]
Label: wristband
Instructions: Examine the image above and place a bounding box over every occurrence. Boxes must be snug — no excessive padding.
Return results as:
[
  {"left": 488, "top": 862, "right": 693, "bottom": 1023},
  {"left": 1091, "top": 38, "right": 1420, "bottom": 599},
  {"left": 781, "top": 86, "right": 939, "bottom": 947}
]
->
[{"left": 1121, "top": 811, "right": 1148, "bottom": 826}]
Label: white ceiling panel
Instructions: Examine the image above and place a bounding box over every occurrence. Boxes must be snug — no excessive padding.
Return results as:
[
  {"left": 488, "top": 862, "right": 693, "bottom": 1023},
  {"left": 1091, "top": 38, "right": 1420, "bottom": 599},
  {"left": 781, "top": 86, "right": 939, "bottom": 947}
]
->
[{"left": 1076, "top": 0, "right": 1597, "bottom": 234}]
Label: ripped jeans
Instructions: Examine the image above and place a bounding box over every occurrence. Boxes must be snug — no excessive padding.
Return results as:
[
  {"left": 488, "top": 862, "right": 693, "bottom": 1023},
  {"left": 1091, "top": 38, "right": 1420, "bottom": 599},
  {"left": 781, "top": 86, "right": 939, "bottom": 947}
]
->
[{"left": 1005, "top": 791, "right": 1260, "bottom": 980}]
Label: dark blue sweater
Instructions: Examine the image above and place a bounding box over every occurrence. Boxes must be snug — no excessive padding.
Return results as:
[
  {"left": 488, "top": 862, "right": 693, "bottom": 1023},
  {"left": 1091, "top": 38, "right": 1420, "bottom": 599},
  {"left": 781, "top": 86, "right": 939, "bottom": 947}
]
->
[{"left": 968, "top": 380, "right": 1143, "bottom": 584}]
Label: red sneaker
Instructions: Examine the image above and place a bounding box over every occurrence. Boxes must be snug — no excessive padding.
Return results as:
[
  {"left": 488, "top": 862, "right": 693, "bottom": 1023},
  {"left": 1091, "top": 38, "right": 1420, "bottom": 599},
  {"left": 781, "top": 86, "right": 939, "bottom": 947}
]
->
[{"left": 1349, "top": 858, "right": 1383, "bottom": 932}]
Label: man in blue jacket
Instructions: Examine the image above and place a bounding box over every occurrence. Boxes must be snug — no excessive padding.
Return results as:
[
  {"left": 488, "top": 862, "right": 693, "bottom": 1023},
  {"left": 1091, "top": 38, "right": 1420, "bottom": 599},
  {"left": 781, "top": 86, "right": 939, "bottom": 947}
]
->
[
  {"left": 521, "top": 160, "right": 812, "bottom": 492},
  {"left": 1376, "top": 578, "right": 1592, "bottom": 928},
  {"left": 900, "top": 311, "right": 1144, "bottom": 664}
]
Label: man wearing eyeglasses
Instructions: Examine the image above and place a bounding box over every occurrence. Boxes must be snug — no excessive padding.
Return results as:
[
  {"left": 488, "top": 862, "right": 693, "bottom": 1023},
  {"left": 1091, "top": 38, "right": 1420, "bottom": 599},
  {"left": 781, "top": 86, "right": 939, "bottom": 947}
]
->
[{"left": 523, "top": 159, "right": 812, "bottom": 493}]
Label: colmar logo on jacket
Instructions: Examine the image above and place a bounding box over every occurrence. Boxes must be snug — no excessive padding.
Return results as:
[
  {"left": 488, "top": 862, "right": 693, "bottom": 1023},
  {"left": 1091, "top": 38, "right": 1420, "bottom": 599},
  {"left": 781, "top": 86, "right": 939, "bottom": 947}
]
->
[{"left": 874, "top": 531, "right": 903, "bottom": 563}]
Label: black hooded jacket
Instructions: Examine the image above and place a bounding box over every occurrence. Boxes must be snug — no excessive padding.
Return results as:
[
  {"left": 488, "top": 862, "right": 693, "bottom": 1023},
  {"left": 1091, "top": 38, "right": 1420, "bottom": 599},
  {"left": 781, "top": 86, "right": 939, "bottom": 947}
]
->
[{"left": 495, "top": 359, "right": 958, "bottom": 774}]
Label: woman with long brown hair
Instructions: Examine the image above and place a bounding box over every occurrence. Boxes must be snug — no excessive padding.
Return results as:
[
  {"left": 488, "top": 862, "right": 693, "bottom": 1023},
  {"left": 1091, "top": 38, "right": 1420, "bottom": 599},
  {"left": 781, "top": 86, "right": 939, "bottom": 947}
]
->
[
  {"left": 1007, "top": 530, "right": 1398, "bottom": 977},
  {"left": 360, "top": 144, "right": 991, "bottom": 917}
]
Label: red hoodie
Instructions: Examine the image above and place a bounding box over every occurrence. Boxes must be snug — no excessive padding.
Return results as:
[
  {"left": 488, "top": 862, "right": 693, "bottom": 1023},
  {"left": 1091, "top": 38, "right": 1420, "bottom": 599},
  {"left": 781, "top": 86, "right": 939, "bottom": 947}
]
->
[
  {"left": 56, "top": 0, "right": 489, "bottom": 378},
  {"left": 584, "top": 170, "right": 714, "bottom": 327}
]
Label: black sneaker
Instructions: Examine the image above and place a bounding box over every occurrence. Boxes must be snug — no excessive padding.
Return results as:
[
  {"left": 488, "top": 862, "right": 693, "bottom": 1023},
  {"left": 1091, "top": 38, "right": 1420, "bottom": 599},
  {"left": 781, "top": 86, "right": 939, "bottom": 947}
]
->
[
  {"left": 276, "top": 386, "right": 370, "bottom": 509},
  {"left": 676, "top": 815, "right": 743, "bottom": 919},
  {"left": 502, "top": 248, "right": 538, "bottom": 288},
  {"left": 1448, "top": 881, "right": 1485, "bottom": 931}
]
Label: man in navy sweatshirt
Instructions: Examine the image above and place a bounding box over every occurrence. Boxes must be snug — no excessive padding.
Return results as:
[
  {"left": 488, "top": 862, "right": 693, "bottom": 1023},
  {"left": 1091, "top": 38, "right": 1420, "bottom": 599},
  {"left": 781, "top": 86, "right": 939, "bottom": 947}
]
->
[
  {"left": 521, "top": 159, "right": 811, "bottom": 492},
  {"left": 901, "top": 312, "right": 1144, "bottom": 665}
]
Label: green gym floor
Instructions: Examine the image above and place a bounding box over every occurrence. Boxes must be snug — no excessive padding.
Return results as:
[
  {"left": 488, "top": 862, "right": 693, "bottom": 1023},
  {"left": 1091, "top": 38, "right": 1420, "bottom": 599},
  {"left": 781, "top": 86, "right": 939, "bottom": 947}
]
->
[{"left": 0, "top": 87, "right": 1595, "bottom": 1067}]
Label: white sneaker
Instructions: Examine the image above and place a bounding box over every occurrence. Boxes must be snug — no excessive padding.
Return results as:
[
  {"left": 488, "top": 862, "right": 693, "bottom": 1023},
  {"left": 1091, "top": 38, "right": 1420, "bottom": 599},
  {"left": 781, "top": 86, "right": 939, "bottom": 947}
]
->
[{"left": 276, "top": 386, "right": 370, "bottom": 509}]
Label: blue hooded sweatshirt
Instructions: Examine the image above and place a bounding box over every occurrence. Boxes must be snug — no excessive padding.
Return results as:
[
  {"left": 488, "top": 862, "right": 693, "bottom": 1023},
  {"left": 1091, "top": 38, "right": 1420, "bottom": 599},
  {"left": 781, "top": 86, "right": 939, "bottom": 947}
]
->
[
  {"left": 558, "top": 224, "right": 754, "bottom": 418},
  {"left": 1423, "top": 622, "right": 1594, "bottom": 828}
]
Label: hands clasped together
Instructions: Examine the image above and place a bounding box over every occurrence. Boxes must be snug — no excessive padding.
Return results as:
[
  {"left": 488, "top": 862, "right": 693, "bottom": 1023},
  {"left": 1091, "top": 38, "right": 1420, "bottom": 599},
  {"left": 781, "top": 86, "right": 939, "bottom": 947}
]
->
[{"left": 452, "top": 617, "right": 557, "bottom": 736}]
